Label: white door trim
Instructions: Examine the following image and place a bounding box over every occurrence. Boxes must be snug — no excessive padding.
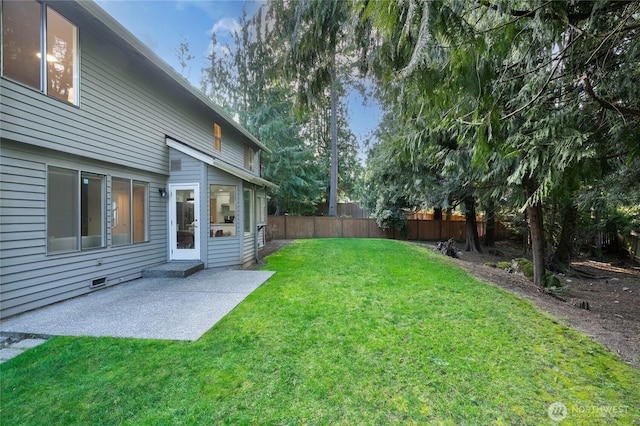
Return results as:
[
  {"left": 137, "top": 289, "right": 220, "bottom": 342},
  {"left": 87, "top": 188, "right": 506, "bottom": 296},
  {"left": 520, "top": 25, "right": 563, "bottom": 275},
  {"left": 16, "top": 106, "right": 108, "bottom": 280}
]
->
[{"left": 169, "top": 183, "right": 200, "bottom": 261}]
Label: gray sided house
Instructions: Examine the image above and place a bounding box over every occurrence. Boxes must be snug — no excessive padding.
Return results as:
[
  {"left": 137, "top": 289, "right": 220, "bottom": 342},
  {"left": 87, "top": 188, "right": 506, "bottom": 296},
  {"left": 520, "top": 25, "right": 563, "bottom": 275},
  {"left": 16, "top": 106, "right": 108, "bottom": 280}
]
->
[{"left": 0, "top": 0, "right": 277, "bottom": 318}]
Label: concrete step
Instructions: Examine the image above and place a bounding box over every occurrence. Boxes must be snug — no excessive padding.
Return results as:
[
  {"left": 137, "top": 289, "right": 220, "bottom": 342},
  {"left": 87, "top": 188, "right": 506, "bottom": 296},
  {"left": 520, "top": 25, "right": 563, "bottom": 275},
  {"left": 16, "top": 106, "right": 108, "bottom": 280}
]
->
[{"left": 142, "top": 261, "right": 204, "bottom": 278}]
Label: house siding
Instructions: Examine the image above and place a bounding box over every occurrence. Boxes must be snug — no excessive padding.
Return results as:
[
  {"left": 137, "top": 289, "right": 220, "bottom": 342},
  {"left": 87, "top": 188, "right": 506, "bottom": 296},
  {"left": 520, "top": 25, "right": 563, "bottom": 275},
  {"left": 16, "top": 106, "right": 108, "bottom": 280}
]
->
[
  {"left": 0, "top": 1, "right": 273, "bottom": 317},
  {"left": 0, "top": 14, "right": 254, "bottom": 176},
  {"left": 243, "top": 233, "right": 256, "bottom": 265},
  {"left": 0, "top": 141, "right": 167, "bottom": 318},
  {"left": 168, "top": 149, "right": 205, "bottom": 184}
]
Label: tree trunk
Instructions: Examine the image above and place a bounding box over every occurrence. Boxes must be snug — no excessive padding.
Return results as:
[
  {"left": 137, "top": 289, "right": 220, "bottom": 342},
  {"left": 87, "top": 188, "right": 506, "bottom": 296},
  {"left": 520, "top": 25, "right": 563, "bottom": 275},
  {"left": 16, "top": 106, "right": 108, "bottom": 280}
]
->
[
  {"left": 552, "top": 203, "right": 578, "bottom": 267},
  {"left": 484, "top": 200, "right": 495, "bottom": 247},
  {"left": 525, "top": 182, "right": 546, "bottom": 286},
  {"left": 328, "top": 50, "right": 338, "bottom": 217},
  {"left": 464, "top": 196, "right": 482, "bottom": 253},
  {"left": 433, "top": 208, "right": 443, "bottom": 220}
]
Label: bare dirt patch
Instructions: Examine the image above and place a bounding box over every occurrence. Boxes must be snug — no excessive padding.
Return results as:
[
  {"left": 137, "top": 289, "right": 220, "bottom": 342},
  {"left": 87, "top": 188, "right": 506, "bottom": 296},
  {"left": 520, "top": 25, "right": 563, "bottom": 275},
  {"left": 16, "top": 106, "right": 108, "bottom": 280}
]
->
[{"left": 428, "top": 240, "right": 640, "bottom": 369}]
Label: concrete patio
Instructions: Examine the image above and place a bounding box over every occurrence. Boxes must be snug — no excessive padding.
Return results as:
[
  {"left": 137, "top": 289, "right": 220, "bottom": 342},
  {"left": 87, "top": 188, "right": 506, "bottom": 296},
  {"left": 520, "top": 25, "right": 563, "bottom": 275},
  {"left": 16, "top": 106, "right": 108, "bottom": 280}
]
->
[{"left": 0, "top": 269, "right": 275, "bottom": 342}]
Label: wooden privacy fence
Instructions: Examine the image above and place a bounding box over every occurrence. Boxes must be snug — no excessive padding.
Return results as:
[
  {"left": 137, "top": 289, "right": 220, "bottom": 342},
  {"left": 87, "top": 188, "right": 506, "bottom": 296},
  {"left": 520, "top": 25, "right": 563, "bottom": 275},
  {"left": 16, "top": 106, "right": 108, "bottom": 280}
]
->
[{"left": 267, "top": 216, "right": 510, "bottom": 242}]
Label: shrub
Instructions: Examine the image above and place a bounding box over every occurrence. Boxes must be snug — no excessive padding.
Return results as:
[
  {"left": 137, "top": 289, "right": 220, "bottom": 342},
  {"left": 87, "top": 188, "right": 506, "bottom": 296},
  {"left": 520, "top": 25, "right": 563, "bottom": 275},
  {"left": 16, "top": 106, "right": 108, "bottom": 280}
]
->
[
  {"left": 512, "top": 258, "right": 534, "bottom": 281},
  {"left": 496, "top": 261, "right": 512, "bottom": 270}
]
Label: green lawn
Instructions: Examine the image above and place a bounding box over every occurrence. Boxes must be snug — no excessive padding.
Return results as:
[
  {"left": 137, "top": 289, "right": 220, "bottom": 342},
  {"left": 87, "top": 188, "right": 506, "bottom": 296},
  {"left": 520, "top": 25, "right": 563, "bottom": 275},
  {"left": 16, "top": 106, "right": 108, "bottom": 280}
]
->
[{"left": 1, "top": 239, "right": 638, "bottom": 425}]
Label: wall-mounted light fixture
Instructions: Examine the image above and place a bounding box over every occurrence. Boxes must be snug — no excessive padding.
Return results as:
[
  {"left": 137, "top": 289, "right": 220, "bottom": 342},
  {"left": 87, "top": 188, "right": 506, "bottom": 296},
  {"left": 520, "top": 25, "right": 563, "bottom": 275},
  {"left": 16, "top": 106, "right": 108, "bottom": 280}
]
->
[{"left": 159, "top": 188, "right": 167, "bottom": 198}]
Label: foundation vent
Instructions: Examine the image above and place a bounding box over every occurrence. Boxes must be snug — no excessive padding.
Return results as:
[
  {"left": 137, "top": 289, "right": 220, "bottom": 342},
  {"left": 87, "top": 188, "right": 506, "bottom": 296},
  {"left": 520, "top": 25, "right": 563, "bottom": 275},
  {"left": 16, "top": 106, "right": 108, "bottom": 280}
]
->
[{"left": 91, "top": 277, "right": 107, "bottom": 288}]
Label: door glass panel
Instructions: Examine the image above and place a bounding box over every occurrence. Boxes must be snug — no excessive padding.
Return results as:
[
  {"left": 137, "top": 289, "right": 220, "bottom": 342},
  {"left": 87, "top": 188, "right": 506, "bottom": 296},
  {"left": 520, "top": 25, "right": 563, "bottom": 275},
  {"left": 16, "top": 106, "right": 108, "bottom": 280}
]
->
[{"left": 176, "top": 189, "right": 195, "bottom": 249}]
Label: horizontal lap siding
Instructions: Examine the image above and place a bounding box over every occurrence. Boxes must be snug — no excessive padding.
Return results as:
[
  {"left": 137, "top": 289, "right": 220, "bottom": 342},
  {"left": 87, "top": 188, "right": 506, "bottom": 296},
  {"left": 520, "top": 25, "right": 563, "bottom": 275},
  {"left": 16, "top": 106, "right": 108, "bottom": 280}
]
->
[
  {"left": 0, "top": 151, "right": 47, "bottom": 274},
  {"left": 208, "top": 238, "right": 242, "bottom": 268},
  {"left": 0, "top": 9, "right": 267, "bottom": 316},
  {"left": 1, "top": 30, "right": 251, "bottom": 176},
  {"left": 168, "top": 150, "right": 203, "bottom": 183},
  {"left": 0, "top": 143, "right": 167, "bottom": 318},
  {"left": 81, "top": 33, "right": 252, "bottom": 170},
  {"left": 243, "top": 234, "right": 255, "bottom": 265}
]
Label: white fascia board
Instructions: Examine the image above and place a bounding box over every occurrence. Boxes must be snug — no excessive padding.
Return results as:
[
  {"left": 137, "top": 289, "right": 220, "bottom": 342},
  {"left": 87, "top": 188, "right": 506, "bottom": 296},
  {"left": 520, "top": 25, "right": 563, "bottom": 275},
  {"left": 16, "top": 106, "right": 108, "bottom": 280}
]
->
[
  {"left": 166, "top": 137, "right": 214, "bottom": 166},
  {"left": 212, "top": 160, "right": 279, "bottom": 190},
  {"left": 166, "top": 137, "right": 278, "bottom": 190}
]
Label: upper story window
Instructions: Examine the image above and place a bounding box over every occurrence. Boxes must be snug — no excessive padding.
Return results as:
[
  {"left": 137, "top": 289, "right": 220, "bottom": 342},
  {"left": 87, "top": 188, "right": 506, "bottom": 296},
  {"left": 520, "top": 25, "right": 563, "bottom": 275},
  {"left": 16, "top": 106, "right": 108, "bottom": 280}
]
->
[
  {"left": 244, "top": 147, "right": 255, "bottom": 171},
  {"left": 1, "top": 0, "right": 78, "bottom": 105},
  {"left": 213, "top": 123, "right": 222, "bottom": 152}
]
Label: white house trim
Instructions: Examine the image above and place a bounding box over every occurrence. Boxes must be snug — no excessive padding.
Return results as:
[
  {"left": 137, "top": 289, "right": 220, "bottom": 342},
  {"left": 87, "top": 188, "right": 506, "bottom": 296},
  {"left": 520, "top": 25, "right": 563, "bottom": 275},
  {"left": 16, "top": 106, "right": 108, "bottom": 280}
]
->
[
  {"left": 166, "top": 136, "right": 214, "bottom": 166},
  {"left": 166, "top": 136, "right": 278, "bottom": 189}
]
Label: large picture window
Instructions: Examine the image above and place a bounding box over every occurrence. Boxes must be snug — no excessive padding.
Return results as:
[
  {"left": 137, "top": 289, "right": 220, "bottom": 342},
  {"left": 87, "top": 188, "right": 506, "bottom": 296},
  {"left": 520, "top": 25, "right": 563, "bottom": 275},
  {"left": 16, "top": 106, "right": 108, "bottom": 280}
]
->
[
  {"left": 209, "top": 185, "right": 236, "bottom": 237},
  {"left": 1, "top": 0, "right": 78, "bottom": 104},
  {"left": 47, "top": 167, "right": 105, "bottom": 253}
]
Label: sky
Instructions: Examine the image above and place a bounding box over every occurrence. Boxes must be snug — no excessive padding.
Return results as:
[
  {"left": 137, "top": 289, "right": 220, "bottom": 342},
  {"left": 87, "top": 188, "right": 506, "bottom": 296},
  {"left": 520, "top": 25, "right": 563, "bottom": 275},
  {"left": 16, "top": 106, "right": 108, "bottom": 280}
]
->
[{"left": 96, "top": 0, "right": 382, "bottom": 160}]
